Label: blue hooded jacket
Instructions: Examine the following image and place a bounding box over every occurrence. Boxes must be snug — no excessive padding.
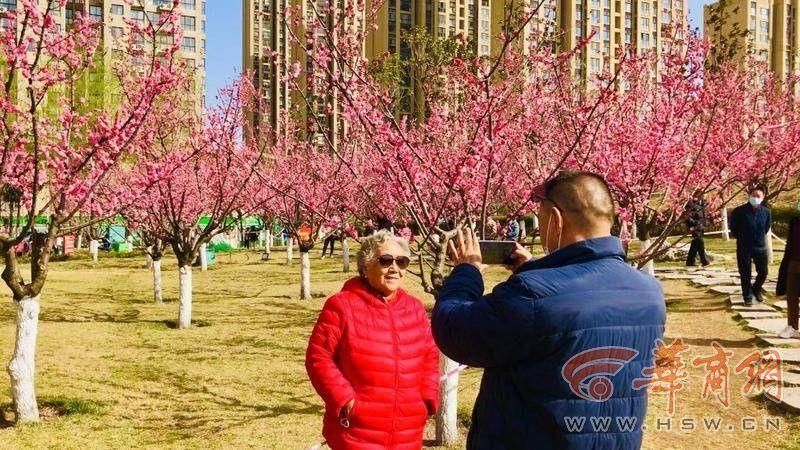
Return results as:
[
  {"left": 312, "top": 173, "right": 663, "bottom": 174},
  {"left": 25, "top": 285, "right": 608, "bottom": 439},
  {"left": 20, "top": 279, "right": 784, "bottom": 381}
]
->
[{"left": 432, "top": 236, "right": 665, "bottom": 450}]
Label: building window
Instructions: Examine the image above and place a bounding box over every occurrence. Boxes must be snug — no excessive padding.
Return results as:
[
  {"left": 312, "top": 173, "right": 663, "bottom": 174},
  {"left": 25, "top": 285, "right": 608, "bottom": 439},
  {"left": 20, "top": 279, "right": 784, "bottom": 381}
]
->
[
  {"left": 111, "top": 3, "right": 124, "bottom": 15},
  {"left": 181, "top": 0, "right": 196, "bottom": 9},
  {"left": 641, "top": 32, "right": 650, "bottom": 45},
  {"left": 641, "top": 17, "right": 649, "bottom": 30},
  {"left": 89, "top": 5, "right": 102, "bottom": 19},
  {"left": 642, "top": 2, "right": 650, "bottom": 14},
  {"left": 111, "top": 26, "right": 123, "bottom": 37},
  {"left": 0, "top": 0, "right": 15, "bottom": 11},
  {"left": 181, "top": 15, "right": 195, "bottom": 31},
  {"left": 130, "top": 9, "right": 145, "bottom": 23},
  {"left": 591, "top": 57, "right": 600, "bottom": 72},
  {"left": 154, "top": 0, "right": 171, "bottom": 7},
  {"left": 760, "top": 7, "right": 768, "bottom": 18},
  {"left": 182, "top": 36, "right": 196, "bottom": 52}
]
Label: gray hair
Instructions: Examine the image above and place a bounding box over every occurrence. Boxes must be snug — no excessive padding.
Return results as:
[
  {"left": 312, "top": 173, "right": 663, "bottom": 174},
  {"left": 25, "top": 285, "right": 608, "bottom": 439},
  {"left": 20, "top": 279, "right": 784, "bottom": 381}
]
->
[{"left": 357, "top": 230, "right": 411, "bottom": 277}]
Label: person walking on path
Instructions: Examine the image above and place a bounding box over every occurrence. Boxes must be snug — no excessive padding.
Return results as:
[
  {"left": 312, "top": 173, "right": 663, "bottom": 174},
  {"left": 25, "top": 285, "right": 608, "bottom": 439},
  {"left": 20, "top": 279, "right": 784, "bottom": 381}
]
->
[
  {"left": 432, "top": 171, "right": 665, "bottom": 450},
  {"left": 685, "top": 191, "right": 710, "bottom": 267},
  {"left": 777, "top": 202, "right": 800, "bottom": 338},
  {"left": 730, "top": 187, "right": 772, "bottom": 306}
]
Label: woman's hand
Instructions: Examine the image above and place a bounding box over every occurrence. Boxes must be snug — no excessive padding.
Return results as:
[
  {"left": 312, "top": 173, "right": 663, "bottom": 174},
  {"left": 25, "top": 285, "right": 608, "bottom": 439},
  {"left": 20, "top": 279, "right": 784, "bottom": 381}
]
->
[{"left": 341, "top": 398, "right": 355, "bottom": 418}]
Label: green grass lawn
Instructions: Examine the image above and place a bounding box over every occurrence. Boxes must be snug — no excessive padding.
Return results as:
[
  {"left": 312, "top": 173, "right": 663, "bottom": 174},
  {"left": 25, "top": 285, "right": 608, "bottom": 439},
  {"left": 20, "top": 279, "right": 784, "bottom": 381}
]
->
[{"left": 0, "top": 240, "right": 797, "bottom": 449}]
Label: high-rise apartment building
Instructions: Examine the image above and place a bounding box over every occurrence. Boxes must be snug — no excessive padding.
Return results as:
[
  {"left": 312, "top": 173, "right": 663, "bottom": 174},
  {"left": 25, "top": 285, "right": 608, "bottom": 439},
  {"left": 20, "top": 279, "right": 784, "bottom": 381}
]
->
[
  {"left": 704, "top": 0, "right": 799, "bottom": 78},
  {"left": 243, "top": 0, "right": 687, "bottom": 135},
  {"left": 0, "top": 0, "right": 207, "bottom": 107}
]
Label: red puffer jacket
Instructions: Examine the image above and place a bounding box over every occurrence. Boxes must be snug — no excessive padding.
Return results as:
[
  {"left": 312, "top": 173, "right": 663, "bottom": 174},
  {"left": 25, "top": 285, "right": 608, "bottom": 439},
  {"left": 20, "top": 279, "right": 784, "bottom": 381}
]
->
[{"left": 306, "top": 277, "right": 440, "bottom": 450}]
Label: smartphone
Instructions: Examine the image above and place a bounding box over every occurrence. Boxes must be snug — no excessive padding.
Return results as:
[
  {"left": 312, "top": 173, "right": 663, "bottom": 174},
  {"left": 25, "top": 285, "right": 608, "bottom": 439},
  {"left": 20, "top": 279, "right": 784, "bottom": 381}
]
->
[{"left": 479, "top": 240, "right": 517, "bottom": 265}]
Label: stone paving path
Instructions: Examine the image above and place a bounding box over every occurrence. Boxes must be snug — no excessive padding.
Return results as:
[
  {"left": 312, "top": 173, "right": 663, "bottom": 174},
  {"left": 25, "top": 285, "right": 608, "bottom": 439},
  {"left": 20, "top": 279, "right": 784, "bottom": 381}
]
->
[{"left": 654, "top": 265, "right": 799, "bottom": 413}]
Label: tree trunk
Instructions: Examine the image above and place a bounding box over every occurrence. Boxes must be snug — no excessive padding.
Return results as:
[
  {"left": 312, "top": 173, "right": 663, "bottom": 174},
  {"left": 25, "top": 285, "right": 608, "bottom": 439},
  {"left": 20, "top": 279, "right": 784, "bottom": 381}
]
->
[
  {"left": 89, "top": 239, "right": 98, "bottom": 262},
  {"left": 76, "top": 234, "right": 82, "bottom": 249},
  {"left": 145, "top": 250, "right": 153, "bottom": 269},
  {"left": 8, "top": 296, "right": 40, "bottom": 424},
  {"left": 153, "top": 259, "right": 163, "bottom": 304},
  {"left": 263, "top": 230, "right": 272, "bottom": 260},
  {"left": 436, "top": 354, "right": 460, "bottom": 446},
  {"left": 300, "top": 251, "right": 312, "bottom": 300},
  {"left": 342, "top": 238, "right": 350, "bottom": 273},
  {"left": 178, "top": 265, "right": 192, "bottom": 329},
  {"left": 721, "top": 207, "right": 730, "bottom": 241},
  {"left": 641, "top": 238, "right": 655, "bottom": 275},
  {"left": 199, "top": 243, "right": 208, "bottom": 272},
  {"left": 286, "top": 237, "right": 294, "bottom": 264},
  {"left": 766, "top": 231, "right": 774, "bottom": 264}
]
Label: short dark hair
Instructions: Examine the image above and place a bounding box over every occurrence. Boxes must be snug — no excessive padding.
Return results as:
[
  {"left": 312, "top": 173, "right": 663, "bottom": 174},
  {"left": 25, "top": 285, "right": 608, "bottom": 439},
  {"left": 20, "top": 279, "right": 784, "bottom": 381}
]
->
[
  {"left": 749, "top": 185, "right": 765, "bottom": 195},
  {"left": 539, "top": 171, "right": 616, "bottom": 229}
]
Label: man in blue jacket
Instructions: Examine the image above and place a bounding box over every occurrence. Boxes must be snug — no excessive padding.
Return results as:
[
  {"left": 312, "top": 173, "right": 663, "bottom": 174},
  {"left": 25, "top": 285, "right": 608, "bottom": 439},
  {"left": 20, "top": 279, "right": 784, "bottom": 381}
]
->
[
  {"left": 729, "top": 187, "right": 772, "bottom": 305},
  {"left": 433, "top": 171, "right": 666, "bottom": 450}
]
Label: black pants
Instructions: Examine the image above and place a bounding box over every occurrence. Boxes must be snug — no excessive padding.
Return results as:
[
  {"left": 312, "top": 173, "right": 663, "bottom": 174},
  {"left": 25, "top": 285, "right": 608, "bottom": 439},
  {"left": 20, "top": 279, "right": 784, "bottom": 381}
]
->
[
  {"left": 686, "top": 235, "right": 708, "bottom": 266},
  {"left": 322, "top": 236, "right": 337, "bottom": 256},
  {"left": 737, "top": 247, "right": 768, "bottom": 300}
]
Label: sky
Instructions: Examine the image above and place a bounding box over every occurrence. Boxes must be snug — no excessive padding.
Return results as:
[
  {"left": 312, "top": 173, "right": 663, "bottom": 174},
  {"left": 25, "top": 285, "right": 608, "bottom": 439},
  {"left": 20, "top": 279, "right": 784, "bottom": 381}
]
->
[
  {"left": 204, "top": 1, "right": 243, "bottom": 108},
  {"left": 203, "top": 0, "right": 711, "bottom": 107}
]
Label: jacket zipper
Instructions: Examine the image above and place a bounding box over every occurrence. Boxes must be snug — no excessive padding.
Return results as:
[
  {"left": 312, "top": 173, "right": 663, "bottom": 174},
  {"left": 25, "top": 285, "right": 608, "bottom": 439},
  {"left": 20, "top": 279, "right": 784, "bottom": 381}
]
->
[{"left": 388, "top": 303, "right": 400, "bottom": 448}]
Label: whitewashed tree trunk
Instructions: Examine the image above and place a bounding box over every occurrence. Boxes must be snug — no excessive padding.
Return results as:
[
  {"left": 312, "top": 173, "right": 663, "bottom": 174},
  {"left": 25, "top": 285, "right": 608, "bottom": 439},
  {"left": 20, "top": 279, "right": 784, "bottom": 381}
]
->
[
  {"left": 766, "top": 231, "right": 774, "bottom": 264},
  {"left": 641, "top": 238, "right": 655, "bottom": 276},
  {"left": 145, "top": 249, "right": 153, "bottom": 269},
  {"left": 8, "top": 296, "right": 40, "bottom": 423},
  {"left": 153, "top": 260, "right": 163, "bottom": 304},
  {"left": 721, "top": 207, "right": 730, "bottom": 241},
  {"left": 286, "top": 237, "right": 294, "bottom": 264},
  {"left": 532, "top": 215, "right": 539, "bottom": 234},
  {"left": 300, "top": 251, "right": 312, "bottom": 300},
  {"left": 342, "top": 238, "right": 350, "bottom": 273},
  {"left": 89, "top": 240, "right": 99, "bottom": 262},
  {"left": 519, "top": 219, "right": 527, "bottom": 242},
  {"left": 436, "top": 354, "right": 460, "bottom": 446},
  {"left": 178, "top": 265, "right": 193, "bottom": 329},
  {"left": 76, "top": 234, "right": 83, "bottom": 249},
  {"left": 199, "top": 244, "right": 208, "bottom": 272}
]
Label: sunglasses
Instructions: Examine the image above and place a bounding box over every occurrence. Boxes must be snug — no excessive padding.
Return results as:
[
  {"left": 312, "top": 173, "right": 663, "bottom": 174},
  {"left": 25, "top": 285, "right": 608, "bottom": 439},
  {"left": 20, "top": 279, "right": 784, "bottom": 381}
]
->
[{"left": 376, "top": 254, "right": 410, "bottom": 269}]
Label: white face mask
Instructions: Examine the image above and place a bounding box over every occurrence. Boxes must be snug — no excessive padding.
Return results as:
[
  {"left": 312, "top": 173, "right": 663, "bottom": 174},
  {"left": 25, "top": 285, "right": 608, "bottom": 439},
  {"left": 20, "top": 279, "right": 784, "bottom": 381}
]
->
[
  {"left": 541, "top": 208, "right": 563, "bottom": 255},
  {"left": 749, "top": 196, "right": 763, "bottom": 207}
]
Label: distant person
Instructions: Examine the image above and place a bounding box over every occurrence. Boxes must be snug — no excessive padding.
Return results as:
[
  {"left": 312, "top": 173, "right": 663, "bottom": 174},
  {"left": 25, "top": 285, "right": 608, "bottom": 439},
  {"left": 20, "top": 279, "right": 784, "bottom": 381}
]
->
[
  {"left": 685, "top": 191, "right": 710, "bottom": 267},
  {"left": 504, "top": 216, "right": 520, "bottom": 241},
  {"left": 777, "top": 202, "right": 800, "bottom": 338},
  {"left": 486, "top": 217, "right": 498, "bottom": 239},
  {"left": 432, "top": 171, "right": 665, "bottom": 449},
  {"left": 730, "top": 187, "right": 772, "bottom": 306},
  {"left": 321, "top": 227, "right": 339, "bottom": 259},
  {"left": 306, "top": 231, "right": 439, "bottom": 449}
]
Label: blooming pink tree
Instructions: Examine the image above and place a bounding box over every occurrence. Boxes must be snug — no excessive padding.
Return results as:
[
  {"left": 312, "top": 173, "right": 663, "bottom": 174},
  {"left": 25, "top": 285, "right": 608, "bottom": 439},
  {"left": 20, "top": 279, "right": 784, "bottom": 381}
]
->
[
  {"left": 125, "top": 78, "right": 271, "bottom": 329},
  {"left": 583, "top": 34, "right": 797, "bottom": 268},
  {"left": 0, "top": 0, "right": 188, "bottom": 423}
]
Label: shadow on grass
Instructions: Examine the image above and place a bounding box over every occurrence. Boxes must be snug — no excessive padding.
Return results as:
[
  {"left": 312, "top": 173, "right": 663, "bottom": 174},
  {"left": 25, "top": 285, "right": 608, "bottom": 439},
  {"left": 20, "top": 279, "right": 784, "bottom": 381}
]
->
[
  {"left": 0, "top": 397, "right": 103, "bottom": 429},
  {"left": 133, "top": 370, "right": 324, "bottom": 445}
]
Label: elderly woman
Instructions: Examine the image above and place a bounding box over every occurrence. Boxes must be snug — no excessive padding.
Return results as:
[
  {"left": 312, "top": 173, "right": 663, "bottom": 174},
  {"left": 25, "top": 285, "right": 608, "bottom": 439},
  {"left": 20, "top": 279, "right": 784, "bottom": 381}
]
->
[{"left": 306, "top": 231, "right": 439, "bottom": 449}]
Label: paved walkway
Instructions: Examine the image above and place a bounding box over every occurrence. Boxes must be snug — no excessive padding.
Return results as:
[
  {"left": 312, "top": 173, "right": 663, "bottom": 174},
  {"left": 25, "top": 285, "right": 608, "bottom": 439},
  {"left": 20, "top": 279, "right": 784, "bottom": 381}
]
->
[{"left": 654, "top": 265, "right": 800, "bottom": 413}]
